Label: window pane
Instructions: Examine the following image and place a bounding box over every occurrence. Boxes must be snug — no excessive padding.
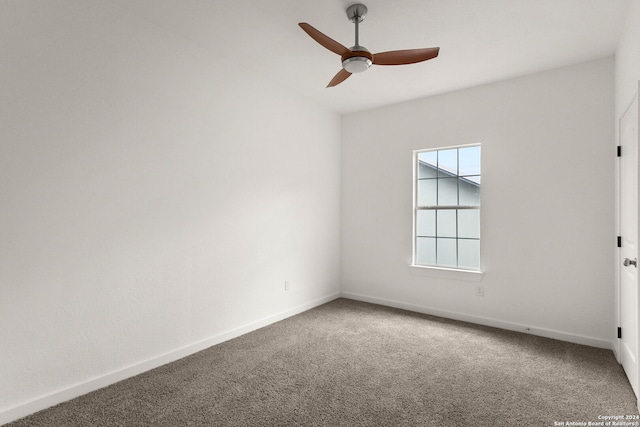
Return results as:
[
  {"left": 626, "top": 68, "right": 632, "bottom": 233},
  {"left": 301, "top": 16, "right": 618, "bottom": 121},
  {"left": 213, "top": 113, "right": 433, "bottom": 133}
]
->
[
  {"left": 414, "top": 145, "right": 480, "bottom": 271},
  {"left": 416, "top": 237, "right": 436, "bottom": 265},
  {"left": 418, "top": 152, "right": 438, "bottom": 178},
  {"left": 458, "top": 239, "right": 480, "bottom": 269},
  {"left": 458, "top": 178, "right": 480, "bottom": 205},
  {"left": 436, "top": 238, "right": 457, "bottom": 267},
  {"left": 418, "top": 161, "right": 437, "bottom": 178},
  {"left": 438, "top": 149, "right": 458, "bottom": 176},
  {"left": 438, "top": 178, "right": 458, "bottom": 205},
  {"left": 458, "top": 209, "right": 480, "bottom": 239},
  {"left": 417, "top": 179, "right": 437, "bottom": 206},
  {"left": 416, "top": 210, "right": 435, "bottom": 237},
  {"left": 459, "top": 146, "right": 481, "bottom": 176},
  {"left": 464, "top": 175, "right": 481, "bottom": 185},
  {"left": 437, "top": 209, "right": 456, "bottom": 238}
]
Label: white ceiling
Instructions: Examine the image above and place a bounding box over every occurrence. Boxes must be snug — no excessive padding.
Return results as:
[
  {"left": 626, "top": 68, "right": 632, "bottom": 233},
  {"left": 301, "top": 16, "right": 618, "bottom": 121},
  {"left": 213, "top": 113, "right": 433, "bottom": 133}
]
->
[{"left": 107, "top": 0, "right": 632, "bottom": 114}]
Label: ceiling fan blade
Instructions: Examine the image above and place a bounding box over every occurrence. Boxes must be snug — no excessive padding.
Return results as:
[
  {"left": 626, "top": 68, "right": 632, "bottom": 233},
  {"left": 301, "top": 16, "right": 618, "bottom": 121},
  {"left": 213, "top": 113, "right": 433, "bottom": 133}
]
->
[
  {"left": 299, "top": 23, "right": 350, "bottom": 56},
  {"left": 327, "top": 69, "right": 352, "bottom": 87},
  {"left": 373, "top": 47, "right": 440, "bottom": 66}
]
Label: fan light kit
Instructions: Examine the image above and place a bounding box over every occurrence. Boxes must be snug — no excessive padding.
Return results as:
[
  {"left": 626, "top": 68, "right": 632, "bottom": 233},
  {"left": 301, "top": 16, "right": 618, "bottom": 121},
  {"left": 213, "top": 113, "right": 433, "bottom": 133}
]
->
[{"left": 299, "top": 3, "right": 440, "bottom": 87}]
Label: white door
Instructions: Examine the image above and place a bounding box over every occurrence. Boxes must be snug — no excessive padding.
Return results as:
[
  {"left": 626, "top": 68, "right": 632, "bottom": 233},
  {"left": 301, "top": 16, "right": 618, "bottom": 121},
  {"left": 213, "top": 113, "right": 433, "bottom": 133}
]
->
[{"left": 620, "top": 93, "right": 639, "bottom": 398}]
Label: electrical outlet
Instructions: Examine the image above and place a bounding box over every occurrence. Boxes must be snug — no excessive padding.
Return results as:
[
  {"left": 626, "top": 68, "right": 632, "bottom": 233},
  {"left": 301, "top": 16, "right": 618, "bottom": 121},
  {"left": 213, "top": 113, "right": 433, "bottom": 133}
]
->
[
  {"left": 285, "top": 281, "right": 290, "bottom": 291},
  {"left": 475, "top": 285, "right": 484, "bottom": 297}
]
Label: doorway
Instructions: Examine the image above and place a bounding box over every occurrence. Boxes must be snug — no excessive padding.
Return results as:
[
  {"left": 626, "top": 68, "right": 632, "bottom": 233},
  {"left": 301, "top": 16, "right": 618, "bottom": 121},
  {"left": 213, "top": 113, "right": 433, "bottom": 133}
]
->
[{"left": 618, "top": 90, "right": 639, "bottom": 398}]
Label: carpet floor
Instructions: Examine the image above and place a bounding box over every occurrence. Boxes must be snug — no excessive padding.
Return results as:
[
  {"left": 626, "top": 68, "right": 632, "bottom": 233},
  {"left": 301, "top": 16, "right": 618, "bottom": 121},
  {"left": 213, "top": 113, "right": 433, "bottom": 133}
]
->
[{"left": 6, "top": 298, "right": 639, "bottom": 426}]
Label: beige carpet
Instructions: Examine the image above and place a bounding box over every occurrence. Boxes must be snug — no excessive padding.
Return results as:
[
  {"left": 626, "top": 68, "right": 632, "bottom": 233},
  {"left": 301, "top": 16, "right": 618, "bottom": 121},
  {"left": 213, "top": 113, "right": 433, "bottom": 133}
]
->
[{"left": 7, "top": 298, "right": 639, "bottom": 426}]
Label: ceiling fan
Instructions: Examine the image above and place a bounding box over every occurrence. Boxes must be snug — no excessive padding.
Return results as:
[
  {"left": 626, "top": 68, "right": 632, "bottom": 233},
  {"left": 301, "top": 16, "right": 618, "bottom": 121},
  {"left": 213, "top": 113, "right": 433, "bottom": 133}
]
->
[{"left": 299, "top": 3, "right": 440, "bottom": 88}]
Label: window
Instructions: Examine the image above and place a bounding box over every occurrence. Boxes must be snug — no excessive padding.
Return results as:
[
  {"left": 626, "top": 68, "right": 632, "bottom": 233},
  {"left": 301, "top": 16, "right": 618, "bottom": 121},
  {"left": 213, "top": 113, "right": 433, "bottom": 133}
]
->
[{"left": 413, "top": 145, "right": 481, "bottom": 270}]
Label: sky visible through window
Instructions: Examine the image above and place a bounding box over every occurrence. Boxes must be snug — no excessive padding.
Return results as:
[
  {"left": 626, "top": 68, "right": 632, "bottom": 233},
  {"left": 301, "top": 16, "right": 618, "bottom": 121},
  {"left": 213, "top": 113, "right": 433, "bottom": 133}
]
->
[{"left": 417, "top": 146, "right": 480, "bottom": 187}]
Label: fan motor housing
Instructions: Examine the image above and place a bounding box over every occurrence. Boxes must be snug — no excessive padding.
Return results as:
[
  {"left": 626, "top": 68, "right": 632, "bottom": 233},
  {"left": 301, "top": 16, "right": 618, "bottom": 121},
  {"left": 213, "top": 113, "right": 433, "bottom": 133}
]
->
[{"left": 341, "top": 48, "right": 373, "bottom": 73}]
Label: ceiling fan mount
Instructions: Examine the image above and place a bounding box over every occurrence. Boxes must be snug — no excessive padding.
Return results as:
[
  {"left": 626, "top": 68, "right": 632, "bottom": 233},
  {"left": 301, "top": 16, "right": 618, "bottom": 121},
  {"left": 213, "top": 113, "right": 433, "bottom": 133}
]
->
[
  {"left": 346, "top": 3, "right": 368, "bottom": 23},
  {"left": 299, "top": 3, "right": 440, "bottom": 87}
]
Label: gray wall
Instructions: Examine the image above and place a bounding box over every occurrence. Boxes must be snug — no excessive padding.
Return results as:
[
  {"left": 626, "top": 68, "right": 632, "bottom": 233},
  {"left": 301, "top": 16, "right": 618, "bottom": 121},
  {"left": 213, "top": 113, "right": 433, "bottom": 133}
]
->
[
  {"left": 341, "top": 57, "right": 615, "bottom": 347},
  {"left": 0, "top": 1, "right": 341, "bottom": 421}
]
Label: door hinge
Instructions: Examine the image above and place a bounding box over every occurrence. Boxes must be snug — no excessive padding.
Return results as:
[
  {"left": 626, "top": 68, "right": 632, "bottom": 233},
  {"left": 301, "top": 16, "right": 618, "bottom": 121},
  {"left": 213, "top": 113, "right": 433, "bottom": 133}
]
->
[
  {"left": 618, "top": 327, "right": 622, "bottom": 339},
  {"left": 617, "top": 145, "right": 622, "bottom": 157},
  {"left": 618, "top": 236, "right": 622, "bottom": 248}
]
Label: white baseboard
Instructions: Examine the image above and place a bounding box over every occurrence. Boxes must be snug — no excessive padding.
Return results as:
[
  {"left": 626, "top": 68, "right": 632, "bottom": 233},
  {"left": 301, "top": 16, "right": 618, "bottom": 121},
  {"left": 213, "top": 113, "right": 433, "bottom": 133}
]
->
[
  {"left": 0, "top": 292, "right": 340, "bottom": 426},
  {"left": 340, "top": 291, "right": 613, "bottom": 350},
  {"left": 612, "top": 342, "right": 622, "bottom": 363}
]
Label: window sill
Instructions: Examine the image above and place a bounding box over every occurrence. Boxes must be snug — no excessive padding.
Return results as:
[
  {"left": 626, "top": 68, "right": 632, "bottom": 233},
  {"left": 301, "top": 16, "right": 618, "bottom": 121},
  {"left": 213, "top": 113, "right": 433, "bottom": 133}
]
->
[{"left": 409, "top": 264, "right": 484, "bottom": 282}]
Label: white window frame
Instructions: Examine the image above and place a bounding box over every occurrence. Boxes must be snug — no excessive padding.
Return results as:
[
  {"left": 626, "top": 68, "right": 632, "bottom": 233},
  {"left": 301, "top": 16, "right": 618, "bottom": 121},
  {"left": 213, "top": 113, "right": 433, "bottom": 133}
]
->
[{"left": 411, "top": 143, "right": 483, "bottom": 277}]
